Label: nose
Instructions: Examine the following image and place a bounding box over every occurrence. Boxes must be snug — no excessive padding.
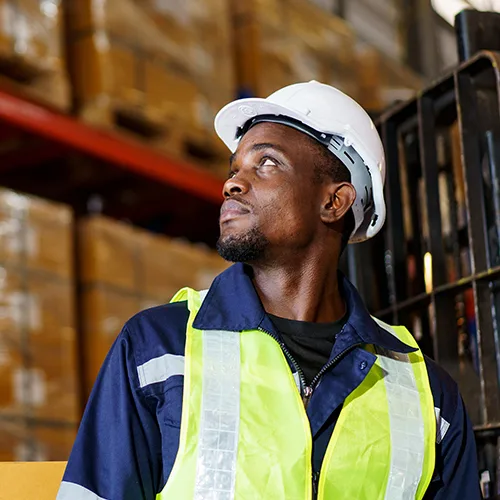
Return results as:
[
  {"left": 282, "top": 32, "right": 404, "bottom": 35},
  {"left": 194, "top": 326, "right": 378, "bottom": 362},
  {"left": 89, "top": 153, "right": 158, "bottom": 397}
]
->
[{"left": 223, "top": 173, "right": 250, "bottom": 198}]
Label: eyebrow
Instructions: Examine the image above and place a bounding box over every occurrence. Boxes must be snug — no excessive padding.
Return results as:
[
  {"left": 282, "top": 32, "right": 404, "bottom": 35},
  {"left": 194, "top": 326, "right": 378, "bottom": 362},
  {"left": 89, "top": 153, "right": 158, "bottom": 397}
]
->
[{"left": 229, "top": 142, "right": 287, "bottom": 167}]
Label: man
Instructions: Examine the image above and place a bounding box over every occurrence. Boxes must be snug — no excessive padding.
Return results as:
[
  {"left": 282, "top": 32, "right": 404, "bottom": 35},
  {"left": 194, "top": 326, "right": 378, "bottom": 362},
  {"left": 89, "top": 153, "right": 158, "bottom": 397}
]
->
[{"left": 58, "top": 81, "right": 480, "bottom": 499}]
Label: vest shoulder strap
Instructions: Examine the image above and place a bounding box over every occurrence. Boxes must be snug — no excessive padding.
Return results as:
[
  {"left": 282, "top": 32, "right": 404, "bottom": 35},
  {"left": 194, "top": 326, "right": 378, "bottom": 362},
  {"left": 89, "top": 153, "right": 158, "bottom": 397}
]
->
[
  {"left": 170, "top": 287, "right": 207, "bottom": 313},
  {"left": 372, "top": 316, "right": 419, "bottom": 349}
]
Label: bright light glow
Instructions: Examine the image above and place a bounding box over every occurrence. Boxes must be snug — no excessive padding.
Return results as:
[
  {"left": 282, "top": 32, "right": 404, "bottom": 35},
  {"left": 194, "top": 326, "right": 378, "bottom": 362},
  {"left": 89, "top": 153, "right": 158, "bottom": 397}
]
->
[
  {"left": 432, "top": 0, "right": 500, "bottom": 24},
  {"left": 424, "top": 252, "right": 433, "bottom": 293}
]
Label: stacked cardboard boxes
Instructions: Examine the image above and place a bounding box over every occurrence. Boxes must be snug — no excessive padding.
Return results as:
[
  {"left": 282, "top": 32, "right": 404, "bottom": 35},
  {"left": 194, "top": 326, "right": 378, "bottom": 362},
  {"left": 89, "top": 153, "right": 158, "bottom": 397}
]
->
[
  {"left": 357, "top": 45, "right": 423, "bottom": 112},
  {"left": 79, "top": 216, "right": 228, "bottom": 398},
  {"left": 231, "top": 0, "right": 358, "bottom": 100},
  {"left": 66, "top": 0, "right": 234, "bottom": 163},
  {"left": 345, "top": 0, "right": 405, "bottom": 63},
  {"left": 231, "top": 0, "right": 423, "bottom": 112},
  {"left": 0, "top": 420, "right": 76, "bottom": 461},
  {"left": 0, "top": 0, "right": 69, "bottom": 110},
  {"left": 0, "top": 189, "right": 78, "bottom": 461}
]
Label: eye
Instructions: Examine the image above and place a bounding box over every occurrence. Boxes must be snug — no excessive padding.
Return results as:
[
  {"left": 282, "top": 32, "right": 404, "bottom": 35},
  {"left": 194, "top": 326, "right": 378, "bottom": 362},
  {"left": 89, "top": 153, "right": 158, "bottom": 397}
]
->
[{"left": 260, "top": 157, "right": 278, "bottom": 167}]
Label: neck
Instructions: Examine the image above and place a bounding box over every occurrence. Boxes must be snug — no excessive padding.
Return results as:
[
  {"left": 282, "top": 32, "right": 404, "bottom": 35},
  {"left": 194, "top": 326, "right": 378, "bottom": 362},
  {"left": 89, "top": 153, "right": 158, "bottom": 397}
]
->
[{"left": 249, "top": 248, "right": 345, "bottom": 323}]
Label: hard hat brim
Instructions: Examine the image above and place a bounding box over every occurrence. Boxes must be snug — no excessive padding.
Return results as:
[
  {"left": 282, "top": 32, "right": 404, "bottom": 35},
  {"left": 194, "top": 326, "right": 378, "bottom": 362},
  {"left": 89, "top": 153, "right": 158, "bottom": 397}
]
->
[{"left": 214, "top": 97, "right": 325, "bottom": 153}]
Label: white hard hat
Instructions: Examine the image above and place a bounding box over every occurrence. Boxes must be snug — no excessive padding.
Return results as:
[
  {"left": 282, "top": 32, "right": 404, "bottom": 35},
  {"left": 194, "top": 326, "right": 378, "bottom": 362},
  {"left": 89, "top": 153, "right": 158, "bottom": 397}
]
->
[{"left": 214, "top": 81, "right": 386, "bottom": 243}]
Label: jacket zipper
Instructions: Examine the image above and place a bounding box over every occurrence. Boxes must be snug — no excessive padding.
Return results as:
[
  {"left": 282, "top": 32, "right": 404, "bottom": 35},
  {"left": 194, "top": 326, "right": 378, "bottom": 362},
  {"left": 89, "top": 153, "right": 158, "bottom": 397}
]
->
[
  {"left": 258, "top": 326, "right": 309, "bottom": 401},
  {"left": 303, "top": 342, "right": 363, "bottom": 407},
  {"left": 258, "top": 326, "right": 363, "bottom": 499},
  {"left": 312, "top": 471, "right": 320, "bottom": 497}
]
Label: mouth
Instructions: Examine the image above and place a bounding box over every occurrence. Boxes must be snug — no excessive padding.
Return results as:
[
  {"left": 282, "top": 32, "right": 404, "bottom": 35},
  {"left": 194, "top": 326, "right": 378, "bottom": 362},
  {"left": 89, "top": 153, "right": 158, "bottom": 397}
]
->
[{"left": 220, "top": 200, "right": 251, "bottom": 224}]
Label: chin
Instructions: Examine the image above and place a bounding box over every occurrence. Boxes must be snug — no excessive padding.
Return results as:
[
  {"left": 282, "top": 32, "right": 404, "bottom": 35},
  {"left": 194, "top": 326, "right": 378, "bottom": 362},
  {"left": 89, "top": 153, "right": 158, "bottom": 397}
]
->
[
  {"left": 216, "top": 226, "right": 269, "bottom": 263},
  {"left": 219, "top": 225, "right": 246, "bottom": 242}
]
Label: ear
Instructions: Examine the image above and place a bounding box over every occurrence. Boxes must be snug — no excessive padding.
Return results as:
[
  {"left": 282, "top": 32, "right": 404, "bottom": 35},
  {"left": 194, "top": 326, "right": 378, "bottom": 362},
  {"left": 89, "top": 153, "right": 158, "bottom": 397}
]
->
[{"left": 320, "top": 182, "right": 356, "bottom": 224}]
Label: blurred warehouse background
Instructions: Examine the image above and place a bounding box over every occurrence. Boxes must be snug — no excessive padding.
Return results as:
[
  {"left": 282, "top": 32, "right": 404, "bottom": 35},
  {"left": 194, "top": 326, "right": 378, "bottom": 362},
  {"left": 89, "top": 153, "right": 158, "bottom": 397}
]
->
[{"left": 0, "top": 0, "right": 500, "bottom": 495}]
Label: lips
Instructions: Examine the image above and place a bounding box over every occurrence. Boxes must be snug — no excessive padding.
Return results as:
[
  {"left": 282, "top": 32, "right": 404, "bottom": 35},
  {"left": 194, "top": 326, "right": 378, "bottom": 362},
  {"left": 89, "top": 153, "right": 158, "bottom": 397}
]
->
[{"left": 220, "top": 199, "right": 251, "bottom": 223}]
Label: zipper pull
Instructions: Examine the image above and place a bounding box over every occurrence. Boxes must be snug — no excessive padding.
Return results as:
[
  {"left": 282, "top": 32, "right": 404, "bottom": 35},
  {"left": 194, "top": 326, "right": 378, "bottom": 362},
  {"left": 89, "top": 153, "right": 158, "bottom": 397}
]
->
[
  {"left": 302, "top": 386, "right": 313, "bottom": 407},
  {"left": 312, "top": 471, "right": 320, "bottom": 498}
]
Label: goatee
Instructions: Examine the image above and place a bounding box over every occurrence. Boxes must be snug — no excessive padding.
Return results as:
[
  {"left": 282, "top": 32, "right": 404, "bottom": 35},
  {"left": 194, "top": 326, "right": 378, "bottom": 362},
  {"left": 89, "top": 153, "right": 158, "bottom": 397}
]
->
[{"left": 216, "top": 227, "right": 269, "bottom": 262}]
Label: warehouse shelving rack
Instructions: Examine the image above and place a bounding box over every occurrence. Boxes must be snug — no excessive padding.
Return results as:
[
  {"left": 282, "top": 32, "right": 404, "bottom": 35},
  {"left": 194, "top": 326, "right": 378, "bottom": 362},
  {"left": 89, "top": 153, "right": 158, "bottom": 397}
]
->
[
  {"left": 0, "top": 77, "right": 227, "bottom": 461},
  {"left": 0, "top": 84, "right": 225, "bottom": 245},
  {"left": 348, "top": 11, "right": 500, "bottom": 493}
]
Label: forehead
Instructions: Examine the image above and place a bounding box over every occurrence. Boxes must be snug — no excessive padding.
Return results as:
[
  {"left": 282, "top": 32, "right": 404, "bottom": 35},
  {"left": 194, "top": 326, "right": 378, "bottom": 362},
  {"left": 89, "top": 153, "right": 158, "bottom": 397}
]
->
[{"left": 236, "top": 122, "right": 315, "bottom": 155}]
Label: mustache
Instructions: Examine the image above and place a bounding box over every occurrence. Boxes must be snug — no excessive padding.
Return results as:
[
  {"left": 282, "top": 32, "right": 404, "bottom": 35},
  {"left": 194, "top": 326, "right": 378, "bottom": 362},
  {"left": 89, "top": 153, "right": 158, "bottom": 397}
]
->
[{"left": 227, "top": 195, "right": 252, "bottom": 209}]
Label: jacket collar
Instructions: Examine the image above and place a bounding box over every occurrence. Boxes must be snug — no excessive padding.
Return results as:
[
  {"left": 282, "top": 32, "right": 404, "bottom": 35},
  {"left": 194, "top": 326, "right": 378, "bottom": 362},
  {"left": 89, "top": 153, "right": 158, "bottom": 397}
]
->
[{"left": 193, "top": 262, "right": 416, "bottom": 354}]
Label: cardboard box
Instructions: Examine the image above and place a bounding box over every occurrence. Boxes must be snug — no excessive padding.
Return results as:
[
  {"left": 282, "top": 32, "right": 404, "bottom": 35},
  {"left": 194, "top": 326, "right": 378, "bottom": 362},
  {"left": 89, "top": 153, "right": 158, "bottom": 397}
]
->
[
  {"left": 139, "top": 230, "right": 229, "bottom": 301},
  {"left": 78, "top": 216, "right": 228, "bottom": 395},
  {"left": 78, "top": 216, "right": 138, "bottom": 290},
  {"left": 67, "top": 0, "right": 196, "bottom": 128},
  {"left": 144, "top": 58, "right": 199, "bottom": 129},
  {"left": 79, "top": 216, "right": 228, "bottom": 300},
  {"left": 196, "top": 248, "right": 229, "bottom": 290},
  {"left": 356, "top": 46, "right": 423, "bottom": 111},
  {"left": 81, "top": 284, "right": 141, "bottom": 398},
  {"left": 0, "top": 269, "right": 79, "bottom": 423},
  {"left": 0, "top": 189, "right": 79, "bottom": 427},
  {"left": 0, "top": 0, "right": 64, "bottom": 72},
  {"left": 0, "top": 1, "right": 70, "bottom": 110},
  {"left": 139, "top": 232, "right": 200, "bottom": 301},
  {"left": 0, "top": 189, "right": 73, "bottom": 279},
  {"left": 0, "top": 419, "right": 76, "bottom": 461},
  {"left": 231, "top": 0, "right": 355, "bottom": 97}
]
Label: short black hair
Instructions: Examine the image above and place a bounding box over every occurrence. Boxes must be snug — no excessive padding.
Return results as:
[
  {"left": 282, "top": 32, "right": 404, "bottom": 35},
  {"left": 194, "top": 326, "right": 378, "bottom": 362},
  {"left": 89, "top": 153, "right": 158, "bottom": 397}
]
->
[{"left": 311, "top": 141, "right": 355, "bottom": 252}]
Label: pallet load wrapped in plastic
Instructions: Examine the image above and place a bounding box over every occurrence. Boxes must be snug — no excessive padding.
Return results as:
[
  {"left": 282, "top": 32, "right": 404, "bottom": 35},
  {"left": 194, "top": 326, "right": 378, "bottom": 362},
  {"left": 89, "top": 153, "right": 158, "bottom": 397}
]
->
[
  {"left": 66, "top": 0, "right": 234, "bottom": 173},
  {"left": 0, "top": 189, "right": 78, "bottom": 461},
  {"left": 231, "top": 0, "right": 357, "bottom": 100},
  {"left": 0, "top": 0, "right": 69, "bottom": 110},
  {"left": 78, "top": 215, "right": 228, "bottom": 399}
]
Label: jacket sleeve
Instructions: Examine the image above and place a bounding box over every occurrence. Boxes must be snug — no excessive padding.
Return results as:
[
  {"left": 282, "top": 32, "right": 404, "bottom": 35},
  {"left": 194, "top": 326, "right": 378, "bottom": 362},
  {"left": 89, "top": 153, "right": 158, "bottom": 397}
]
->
[
  {"left": 57, "top": 326, "right": 162, "bottom": 500},
  {"left": 425, "top": 390, "right": 481, "bottom": 500}
]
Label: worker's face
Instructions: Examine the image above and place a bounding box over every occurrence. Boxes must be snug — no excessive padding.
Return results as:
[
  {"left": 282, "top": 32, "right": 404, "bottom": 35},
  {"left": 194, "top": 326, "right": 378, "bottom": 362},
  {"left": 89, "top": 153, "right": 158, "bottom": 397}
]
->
[{"left": 217, "top": 122, "right": 324, "bottom": 262}]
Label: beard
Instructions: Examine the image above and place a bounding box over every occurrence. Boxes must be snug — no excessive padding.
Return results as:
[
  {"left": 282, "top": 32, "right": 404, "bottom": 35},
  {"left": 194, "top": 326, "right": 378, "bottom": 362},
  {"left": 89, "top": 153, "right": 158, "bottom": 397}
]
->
[{"left": 216, "top": 226, "right": 269, "bottom": 262}]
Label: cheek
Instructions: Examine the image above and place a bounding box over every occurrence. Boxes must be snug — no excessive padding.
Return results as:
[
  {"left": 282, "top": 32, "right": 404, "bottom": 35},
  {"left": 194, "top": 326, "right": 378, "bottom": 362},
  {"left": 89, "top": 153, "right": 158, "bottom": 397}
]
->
[{"left": 259, "top": 187, "right": 316, "bottom": 241}]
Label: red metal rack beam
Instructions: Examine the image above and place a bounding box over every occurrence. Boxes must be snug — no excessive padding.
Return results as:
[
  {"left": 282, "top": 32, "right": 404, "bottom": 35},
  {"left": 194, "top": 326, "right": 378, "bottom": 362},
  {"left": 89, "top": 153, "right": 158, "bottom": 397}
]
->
[{"left": 0, "top": 88, "right": 224, "bottom": 204}]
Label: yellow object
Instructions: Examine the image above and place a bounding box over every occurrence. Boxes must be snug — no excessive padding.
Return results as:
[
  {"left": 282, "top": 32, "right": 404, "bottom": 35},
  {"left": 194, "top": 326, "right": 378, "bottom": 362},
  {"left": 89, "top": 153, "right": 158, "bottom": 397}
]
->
[
  {"left": 0, "top": 461, "right": 66, "bottom": 500},
  {"left": 158, "top": 288, "right": 436, "bottom": 499}
]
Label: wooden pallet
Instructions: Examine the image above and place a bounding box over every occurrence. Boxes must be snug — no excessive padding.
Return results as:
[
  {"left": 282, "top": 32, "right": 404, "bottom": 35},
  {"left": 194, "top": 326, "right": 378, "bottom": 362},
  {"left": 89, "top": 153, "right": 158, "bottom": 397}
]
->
[
  {"left": 169, "top": 127, "right": 230, "bottom": 178},
  {"left": 78, "top": 98, "right": 229, "bottom": 178},
  {"left": 0, "top": 48, "right": 70, "bottom": 112}
]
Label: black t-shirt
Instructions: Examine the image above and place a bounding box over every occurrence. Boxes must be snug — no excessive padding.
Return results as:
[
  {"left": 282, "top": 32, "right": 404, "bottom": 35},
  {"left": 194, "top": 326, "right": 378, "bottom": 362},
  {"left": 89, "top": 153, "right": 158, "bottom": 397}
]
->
[{"left": 268, "top": 313, "right": 347, "bottom": 386}]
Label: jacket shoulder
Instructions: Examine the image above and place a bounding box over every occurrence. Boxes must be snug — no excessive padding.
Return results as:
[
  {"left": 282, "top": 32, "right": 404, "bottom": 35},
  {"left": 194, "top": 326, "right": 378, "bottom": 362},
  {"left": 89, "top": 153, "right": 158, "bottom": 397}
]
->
[
  {"left": 123, "top": 300, "right": 190, "bottom": 363},
  {"left": 424, "top": 355, "right": 460, "bottom": 429}
]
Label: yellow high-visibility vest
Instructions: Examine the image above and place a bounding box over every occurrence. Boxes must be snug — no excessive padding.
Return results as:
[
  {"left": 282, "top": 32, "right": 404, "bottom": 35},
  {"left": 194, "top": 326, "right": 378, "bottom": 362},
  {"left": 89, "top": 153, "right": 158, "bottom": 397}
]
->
[{"left": 158, "top": 288, "right": 436, "bottom": 500}]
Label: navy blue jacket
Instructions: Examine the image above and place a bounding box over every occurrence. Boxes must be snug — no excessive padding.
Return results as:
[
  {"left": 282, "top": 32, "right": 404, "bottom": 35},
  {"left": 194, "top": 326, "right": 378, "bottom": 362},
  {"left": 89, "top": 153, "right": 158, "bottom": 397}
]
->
[{"left": 59, "top": 263, "right": 481, "bottom": 499}]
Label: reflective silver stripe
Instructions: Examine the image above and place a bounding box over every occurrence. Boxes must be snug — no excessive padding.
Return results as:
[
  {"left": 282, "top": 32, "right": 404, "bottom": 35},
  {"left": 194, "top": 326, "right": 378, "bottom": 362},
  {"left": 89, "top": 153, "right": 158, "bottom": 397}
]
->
[
  {"left": 194, "top": 330, "right": 240, "bottom": 500},
  {"left": 376, "top": 348, "right": 424, "bottom": 500},
  {"left": 57, "top": 482, "right": 108, "bottom": 500},
  {"left": 137, "top": 354, "right": 184, "bottom": 388},
  {"left": 136, "top": 289, "right": 209, "bottom": 388},
  {"left": 373, "top": 317, "right": 425, "bottom": 500},
  {"left": 434, "top": 407, "right": 450, "bottom": 444},
  {"left": 372, "top": 317, "right": 399, "bottom": 339}
]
